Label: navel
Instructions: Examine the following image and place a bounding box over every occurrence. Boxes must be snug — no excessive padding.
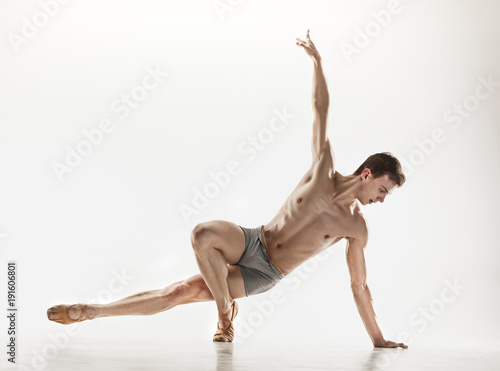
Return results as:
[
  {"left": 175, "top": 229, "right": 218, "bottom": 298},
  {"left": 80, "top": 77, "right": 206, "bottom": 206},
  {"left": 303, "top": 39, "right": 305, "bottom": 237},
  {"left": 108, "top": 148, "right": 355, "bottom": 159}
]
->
[
  {"left": 324, "top": 234, "right": 330, "bottom": 239},
  {"left": 276, "top": 243, "right": 282, "bottom": 248},
  {"left": 297, "top": 197, "right": 303, "bottom": 203}
]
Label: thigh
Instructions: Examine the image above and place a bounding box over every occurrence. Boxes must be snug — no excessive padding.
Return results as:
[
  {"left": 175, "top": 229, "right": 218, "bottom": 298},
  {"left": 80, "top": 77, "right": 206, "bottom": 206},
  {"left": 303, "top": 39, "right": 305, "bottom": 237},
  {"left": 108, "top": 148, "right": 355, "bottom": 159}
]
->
[
  {"left": 185, "top": 266, "right": 247, "bottom": 301},
  {"left": 227, "top": 265, "right": 247, "bottom": 299},
  {"left": 196, "top": 220, "right": 246, "bottom": 265}
]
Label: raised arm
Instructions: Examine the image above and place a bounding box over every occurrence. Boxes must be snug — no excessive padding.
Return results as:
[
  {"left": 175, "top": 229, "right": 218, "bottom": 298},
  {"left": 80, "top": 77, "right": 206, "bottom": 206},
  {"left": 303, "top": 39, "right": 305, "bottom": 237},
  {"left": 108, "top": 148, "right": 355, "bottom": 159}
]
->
[
  {"left": 345, "top": 235, "right": 408, "bottom": 349},
  {"left": 296, "top": 30, "right": 330, "bottom": 164}
]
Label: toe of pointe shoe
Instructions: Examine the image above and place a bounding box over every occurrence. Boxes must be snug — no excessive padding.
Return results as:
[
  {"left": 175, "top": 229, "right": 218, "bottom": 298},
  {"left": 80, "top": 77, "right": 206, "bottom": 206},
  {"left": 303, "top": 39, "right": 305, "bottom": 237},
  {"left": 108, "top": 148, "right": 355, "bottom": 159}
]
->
[
  {"left": 213, "top": 336, "right": 231, "bottom": 342},
  {"left": 214, "top": 337, "right": 230, "bottom": 343},
  {"left": 46, "top": 304, "right": 69, "bottom": 324},
  {"left": 47, "top": 304, "right": 90, "bottom": 325},
  {"left": 212, "top": 325, "right": 235, "bottom": 342},
  {"left": 47, "top": 304, "right": 89, "bottom": 325}
]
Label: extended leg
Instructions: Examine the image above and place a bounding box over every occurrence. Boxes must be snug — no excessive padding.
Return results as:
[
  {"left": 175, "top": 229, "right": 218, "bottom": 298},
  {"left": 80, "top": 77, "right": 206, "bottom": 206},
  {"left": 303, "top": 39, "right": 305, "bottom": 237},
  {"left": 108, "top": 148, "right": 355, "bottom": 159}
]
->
[
  {"left": 47, "top": 267, "right": 246, "bottom": 323},
  {"left": 92, "top": 279, "right": 194, "bottom": 318}
]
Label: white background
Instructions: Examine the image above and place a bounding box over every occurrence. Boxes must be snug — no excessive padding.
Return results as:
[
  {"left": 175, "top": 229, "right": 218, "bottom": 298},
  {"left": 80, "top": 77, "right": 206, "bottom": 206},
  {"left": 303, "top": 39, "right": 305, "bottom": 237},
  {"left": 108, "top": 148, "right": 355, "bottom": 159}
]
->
[{"left": 0, "top": 0, "right": 499, "bottom": 364}]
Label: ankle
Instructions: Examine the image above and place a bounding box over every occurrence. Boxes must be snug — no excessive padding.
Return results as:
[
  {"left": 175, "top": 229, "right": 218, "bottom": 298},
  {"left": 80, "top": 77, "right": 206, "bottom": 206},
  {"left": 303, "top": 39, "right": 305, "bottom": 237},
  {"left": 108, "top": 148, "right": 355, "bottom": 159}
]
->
[
  {"left": 218, "top": 299, "right": 234, "bottom": 315},
  {"left": 86, "top": 304, "right": 99, "bottom": 320},
  {"left": 218, "top": 319, "right": 231, "bottom": 329}
]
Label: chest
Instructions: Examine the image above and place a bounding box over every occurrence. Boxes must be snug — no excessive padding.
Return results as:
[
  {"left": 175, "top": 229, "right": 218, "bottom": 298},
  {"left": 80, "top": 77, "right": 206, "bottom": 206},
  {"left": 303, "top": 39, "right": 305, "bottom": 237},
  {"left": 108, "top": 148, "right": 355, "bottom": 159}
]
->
[{"left": 292, "top": 187, "right": 359, "bottom": 235}]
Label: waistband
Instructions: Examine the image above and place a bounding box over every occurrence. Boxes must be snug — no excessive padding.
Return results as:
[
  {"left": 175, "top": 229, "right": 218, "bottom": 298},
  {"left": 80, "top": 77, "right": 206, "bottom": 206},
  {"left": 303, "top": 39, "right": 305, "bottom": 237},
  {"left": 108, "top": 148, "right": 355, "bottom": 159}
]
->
[{"left": 259, "top": 225, "right": 286, "bottom": 277}]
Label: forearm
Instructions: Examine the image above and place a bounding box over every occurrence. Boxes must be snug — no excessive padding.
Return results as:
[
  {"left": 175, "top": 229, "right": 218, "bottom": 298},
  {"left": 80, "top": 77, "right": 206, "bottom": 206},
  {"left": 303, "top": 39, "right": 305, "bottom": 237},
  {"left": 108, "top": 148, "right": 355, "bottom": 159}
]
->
[
  {"left": 312, "top": 59, "right": 329, "bottom": 112},
  {"left": 351, "top": 284, "right": 385, "bottom": 346}
]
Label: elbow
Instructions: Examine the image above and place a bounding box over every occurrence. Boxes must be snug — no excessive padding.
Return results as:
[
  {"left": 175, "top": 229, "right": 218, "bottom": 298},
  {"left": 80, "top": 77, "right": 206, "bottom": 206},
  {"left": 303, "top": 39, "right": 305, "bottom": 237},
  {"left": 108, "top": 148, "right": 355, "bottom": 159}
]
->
[
  {"left": 313, "top": 104, "right": 329, "bottom": 114},
  {"left": 312, "top": 99, "right": 329, "bottom": 113},
  {"left": 351, "top": 282, "right": 368, "bottom": 296}
]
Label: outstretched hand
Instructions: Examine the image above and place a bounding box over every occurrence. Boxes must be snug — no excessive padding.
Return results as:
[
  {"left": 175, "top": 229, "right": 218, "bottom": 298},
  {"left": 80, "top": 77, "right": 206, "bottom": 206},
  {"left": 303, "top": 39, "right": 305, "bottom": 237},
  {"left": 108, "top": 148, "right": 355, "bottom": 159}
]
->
[
  {"left": 374, "top": 339, "right": 408, "bottom": 349},
  {"left": 296, "top": 29, "right": 321, "bottom": 61}
]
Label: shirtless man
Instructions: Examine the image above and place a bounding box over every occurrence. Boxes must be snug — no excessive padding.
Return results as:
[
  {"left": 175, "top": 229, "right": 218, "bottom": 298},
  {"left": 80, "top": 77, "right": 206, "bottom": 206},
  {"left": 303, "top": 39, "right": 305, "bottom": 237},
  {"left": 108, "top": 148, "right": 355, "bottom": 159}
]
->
[{"left": 47, "top": 30, "right": 408, "bottom": 349}]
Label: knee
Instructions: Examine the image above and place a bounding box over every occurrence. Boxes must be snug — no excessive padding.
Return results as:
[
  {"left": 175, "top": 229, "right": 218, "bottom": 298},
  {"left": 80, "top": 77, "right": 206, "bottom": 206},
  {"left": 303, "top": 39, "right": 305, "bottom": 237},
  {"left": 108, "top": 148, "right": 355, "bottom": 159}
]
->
[
  {"left": 160, "top": 281, "right": 194, "bottom": 302},
  {"left": 191, "top": 222, "right": 217, "bottom": 253}
]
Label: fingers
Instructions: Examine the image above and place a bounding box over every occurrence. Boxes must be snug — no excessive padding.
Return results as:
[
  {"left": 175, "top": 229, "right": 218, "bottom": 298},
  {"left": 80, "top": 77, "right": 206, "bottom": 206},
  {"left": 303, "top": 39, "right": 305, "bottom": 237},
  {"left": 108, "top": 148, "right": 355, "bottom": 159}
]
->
[
  {"left": 378, "top": 341, "right": 408, "bottom": 349},
  {"left": 296, "top": 37, "right": 306, "bottom": 47},
  {"left": 393, "top": 342, "right": 408, "bottom": 349},
  {"left": 296, "top": 29, "right": 310, "bottom": 46},
  {"left": 375, "top": 340, "right": 408, "bottom": 349}
]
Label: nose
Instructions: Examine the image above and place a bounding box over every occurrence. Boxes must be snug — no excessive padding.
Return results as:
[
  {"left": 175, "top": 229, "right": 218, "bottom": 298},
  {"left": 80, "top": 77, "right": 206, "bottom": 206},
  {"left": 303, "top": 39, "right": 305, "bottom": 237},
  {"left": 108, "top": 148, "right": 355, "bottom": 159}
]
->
[{"left": 377, "top": 195, "right": 386, "bottom": 203}]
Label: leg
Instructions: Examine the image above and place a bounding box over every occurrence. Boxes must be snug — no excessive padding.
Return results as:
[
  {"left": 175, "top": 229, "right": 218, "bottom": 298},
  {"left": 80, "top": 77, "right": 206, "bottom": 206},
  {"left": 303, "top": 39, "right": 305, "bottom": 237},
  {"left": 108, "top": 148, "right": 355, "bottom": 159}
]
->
[
  {"left": 191, "top": 220, "right": 247, "bottom": 329},
  {"left": 48, "top": 266, "right": 246, "bottom": 322}
]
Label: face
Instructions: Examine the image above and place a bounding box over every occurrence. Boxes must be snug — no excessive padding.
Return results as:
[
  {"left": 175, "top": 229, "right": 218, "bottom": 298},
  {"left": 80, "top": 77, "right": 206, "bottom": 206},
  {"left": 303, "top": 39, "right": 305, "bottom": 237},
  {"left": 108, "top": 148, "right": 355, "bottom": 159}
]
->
[{"left": 358, "top": 169, "right": 397, "bottom": 206}]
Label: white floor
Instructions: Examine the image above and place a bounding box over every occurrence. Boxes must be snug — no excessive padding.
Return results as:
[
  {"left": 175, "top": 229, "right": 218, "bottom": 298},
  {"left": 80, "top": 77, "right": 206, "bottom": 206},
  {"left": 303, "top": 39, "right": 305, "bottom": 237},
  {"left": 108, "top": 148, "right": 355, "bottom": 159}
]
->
[{"left": 12, "top": 340, "right": 500, "bottom": 371}]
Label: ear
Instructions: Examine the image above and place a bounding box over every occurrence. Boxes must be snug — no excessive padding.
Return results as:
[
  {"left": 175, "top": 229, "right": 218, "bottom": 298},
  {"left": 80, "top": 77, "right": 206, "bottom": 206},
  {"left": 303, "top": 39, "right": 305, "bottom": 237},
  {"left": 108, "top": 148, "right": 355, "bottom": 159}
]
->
[{"left": 361, "top": 168, "right": 371, "bottom": 180}]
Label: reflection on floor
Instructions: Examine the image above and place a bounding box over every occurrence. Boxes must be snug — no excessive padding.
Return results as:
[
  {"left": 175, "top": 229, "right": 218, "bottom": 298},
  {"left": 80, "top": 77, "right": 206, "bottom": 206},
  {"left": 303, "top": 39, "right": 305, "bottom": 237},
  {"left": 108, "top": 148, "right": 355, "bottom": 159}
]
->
[{"left": 14, "top": 339, "right": 500, "bottom": 371}]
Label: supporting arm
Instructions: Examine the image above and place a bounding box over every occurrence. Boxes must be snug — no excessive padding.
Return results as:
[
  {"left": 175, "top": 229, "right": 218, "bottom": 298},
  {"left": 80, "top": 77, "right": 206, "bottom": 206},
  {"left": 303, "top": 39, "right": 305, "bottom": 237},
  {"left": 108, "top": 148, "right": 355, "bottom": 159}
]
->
[{"left": 346, "top": 236, "right": 408, "bottom": 349}]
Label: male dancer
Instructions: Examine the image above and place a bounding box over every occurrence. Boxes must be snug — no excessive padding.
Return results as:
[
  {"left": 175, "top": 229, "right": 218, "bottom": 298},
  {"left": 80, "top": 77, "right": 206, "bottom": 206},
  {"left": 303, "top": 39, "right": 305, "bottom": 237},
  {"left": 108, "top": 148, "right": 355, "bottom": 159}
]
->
[{"left": 48, "top": 30, "right": 408, "bottom": 348}]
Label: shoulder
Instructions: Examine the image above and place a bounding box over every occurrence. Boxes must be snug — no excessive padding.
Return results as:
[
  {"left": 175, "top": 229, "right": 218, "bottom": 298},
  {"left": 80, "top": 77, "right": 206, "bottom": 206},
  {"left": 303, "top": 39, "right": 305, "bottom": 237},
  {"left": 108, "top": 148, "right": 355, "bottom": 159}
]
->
[
  {"left": 310, "top": 139, "right": 334, "bottom": 179},
  {"left": 314, "top": 139, "right": 334, "bottom": 165},
  {"left": 349, "top": 204, "right": 368, "bottom": 246}
]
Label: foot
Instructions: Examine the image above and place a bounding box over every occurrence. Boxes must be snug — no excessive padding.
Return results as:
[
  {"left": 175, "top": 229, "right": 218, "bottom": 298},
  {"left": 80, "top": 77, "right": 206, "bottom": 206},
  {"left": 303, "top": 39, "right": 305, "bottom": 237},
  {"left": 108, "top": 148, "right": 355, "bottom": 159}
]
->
[
  {"left": 217, "top": 302, "right": 235, "bottom": 330},
  {"left": 47, "top": 304, "right": 93, "bottom": 324},
  {"left": 68, "top": 304, "right": 97, "bottom": 320},
  {"left": 213, "top": 300, "right": 238, "bottom": 342}
]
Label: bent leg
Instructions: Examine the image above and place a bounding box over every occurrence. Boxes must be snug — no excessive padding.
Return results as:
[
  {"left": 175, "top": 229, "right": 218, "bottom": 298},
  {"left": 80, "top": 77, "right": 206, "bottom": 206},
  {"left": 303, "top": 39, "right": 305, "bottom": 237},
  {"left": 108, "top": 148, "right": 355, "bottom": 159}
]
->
[{"left": 191, "top": 221, "right": 246, "bottom": 328}]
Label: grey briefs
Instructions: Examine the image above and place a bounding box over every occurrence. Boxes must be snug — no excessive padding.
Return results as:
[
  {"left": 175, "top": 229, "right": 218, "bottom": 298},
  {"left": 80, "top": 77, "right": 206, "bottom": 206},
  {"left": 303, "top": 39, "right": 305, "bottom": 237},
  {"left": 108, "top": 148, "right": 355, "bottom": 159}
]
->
[{"left": 235, "top": 225, "right": 285, "bottom": 297}]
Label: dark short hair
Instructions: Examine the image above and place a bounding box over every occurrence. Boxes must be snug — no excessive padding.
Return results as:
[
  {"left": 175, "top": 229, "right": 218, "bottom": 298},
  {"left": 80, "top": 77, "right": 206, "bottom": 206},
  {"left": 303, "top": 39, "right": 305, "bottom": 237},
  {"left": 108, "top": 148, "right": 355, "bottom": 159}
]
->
[{"left": 353, "top": 152, "right": 406, "bottom": 187}]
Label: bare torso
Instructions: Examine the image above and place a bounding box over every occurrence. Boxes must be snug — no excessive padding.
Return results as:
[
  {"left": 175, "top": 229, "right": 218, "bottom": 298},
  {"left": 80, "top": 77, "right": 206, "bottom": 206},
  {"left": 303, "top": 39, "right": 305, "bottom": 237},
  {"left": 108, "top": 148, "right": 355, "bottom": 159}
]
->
[{"left": 263, "top": 158, "right": 366, "bottom": 276}]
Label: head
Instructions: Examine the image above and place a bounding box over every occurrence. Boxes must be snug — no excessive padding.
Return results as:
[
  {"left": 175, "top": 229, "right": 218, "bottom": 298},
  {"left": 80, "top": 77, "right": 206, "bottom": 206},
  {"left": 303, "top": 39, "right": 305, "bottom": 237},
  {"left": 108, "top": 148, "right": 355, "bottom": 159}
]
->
[{"left": 353, "top": 152, "right": 406, "bottom": 206}]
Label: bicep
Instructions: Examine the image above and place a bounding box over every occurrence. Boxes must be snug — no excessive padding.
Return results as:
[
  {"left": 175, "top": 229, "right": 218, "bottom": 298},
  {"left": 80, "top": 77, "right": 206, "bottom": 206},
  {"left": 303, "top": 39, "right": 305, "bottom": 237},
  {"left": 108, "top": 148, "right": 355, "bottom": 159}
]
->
[
  {"left": 311, "top": 109, "right": 329, "bottom": 163},
  {"left": 345, "top": 237, "right": 368, "bottom": 288},
  {"left": 311, "top": 137, "right": 334, "bottom": 179}
]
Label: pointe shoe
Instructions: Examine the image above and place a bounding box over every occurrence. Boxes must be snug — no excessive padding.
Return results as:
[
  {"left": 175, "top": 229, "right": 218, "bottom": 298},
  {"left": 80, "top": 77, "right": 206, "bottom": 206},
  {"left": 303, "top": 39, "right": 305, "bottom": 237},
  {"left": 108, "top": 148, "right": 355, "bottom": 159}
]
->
[
  {"left": 213, "top": 300, "right": 238, "bottom": 342},
  {"left": 47, "top": 304, "right": 89, "bottom": 325}
]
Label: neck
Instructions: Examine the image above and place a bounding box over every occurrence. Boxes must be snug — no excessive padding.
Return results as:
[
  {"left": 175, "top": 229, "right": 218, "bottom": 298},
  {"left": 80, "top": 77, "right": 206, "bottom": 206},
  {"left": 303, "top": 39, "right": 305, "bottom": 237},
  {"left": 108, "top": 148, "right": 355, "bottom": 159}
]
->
[{"left": 332, "top": 171, "right": 360, "bottom": 206}]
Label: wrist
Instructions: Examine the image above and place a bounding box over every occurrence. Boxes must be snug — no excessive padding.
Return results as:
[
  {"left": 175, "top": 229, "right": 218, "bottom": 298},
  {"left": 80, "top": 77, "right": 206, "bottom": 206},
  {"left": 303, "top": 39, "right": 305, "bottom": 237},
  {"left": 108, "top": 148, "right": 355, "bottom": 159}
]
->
[{"left": 372, "top": 337, "right": 386, "bottom": 347}]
